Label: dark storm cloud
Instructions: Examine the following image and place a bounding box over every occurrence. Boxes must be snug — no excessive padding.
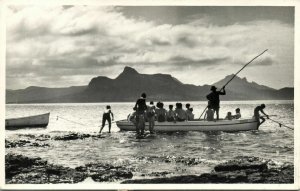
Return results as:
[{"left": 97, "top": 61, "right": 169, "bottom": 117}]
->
[
  {"left": 120, "top": 6, "right": 294, "bottom": 26},
  {"left": 177, "top": 36, "right": 197, "bottom": 48},
  {"left": 234, "top": 56, "right": 275, "bottom": 67},
  {"left": 169, "top": 56, "right": 230, "bottom": 66}
]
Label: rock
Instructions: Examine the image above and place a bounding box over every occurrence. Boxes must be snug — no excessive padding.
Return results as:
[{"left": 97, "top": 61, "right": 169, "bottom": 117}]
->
[
  {"left": 122, "top": 156, "right": 294, "bottom": 184},
  {"left": 5, "top": 154, "right": 86, "bottom": 184},
  {"left": 122, "top": 175, "right": 200, "bottom": 184},
  {"left": 141, "top": 171, "right": 170, "bottom": 177},
  {"left": 6, "top": 140, "right": 30, "bottom": 148},
  {"left": 52, "top": 133, "right": 105, "bottom": 141},
  {"left": 214, "top": 156, "right": 268, "bottom": 172},
  {"left": 28, "top": 142, "right": 49, "bottom": 147},
  {"left": 5, "top": 139, "right": 49, "bottom": 148},
  {"left": 83, "top": 163, "right": 133, "bottom": 182},
  {"left": 6, "top": 154, "right": 133, "bottom": 184},
  {"left": 262, "top": 164, "right": 294, "bottom": 183},
  {"left": 53, "top": 133, "right": 91, "bottom": 141},
  {"left": 5, "top": 154, "right": 47, "bottom": 179}
]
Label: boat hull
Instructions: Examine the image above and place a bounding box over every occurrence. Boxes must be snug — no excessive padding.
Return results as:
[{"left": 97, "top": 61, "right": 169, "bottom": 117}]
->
[
  {"left": 117, "top": 118, "right": 258, "bottom": 132},
  {"left": 5, "top": 113, "right": 50, "bottom": 130}
]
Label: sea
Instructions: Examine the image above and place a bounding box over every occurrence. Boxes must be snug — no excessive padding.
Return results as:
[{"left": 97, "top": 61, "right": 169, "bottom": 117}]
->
[{"left": 5, "top": 100, "right": 294, "bottom": 181}]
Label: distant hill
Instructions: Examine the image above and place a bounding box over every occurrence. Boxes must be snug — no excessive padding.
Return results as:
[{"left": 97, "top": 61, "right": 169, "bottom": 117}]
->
[
  {"left": 6, "top": 66, "right": 294, "bottom": 103},
  {"left": 6, "top": 86, "right": 86, "bottom": 103}
]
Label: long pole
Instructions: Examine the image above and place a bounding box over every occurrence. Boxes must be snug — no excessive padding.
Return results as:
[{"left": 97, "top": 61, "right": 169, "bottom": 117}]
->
[
  {"left": 267, "top": 118, "right": 294, "bottom": 130},
  {"left": 199, "top": 49, "right": 268, "bottom": 119}
]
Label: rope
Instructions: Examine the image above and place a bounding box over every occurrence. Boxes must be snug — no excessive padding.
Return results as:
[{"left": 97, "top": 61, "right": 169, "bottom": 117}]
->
[
  {"left": 267, "top": 117, "right": 294, "bottom": 130},
  {"left": 56, "top": 116, "right": 87, "bottom": 126},
  {"left": 56, "top": 115, "right": 117, "bottom": 127}
]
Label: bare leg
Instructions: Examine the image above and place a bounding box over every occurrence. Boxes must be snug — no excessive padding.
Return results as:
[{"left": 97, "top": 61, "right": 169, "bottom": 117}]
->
[
  {"left": 259, "top": 116, "right": 266, "bottom": 126},
  {"left": 99, "top": 117, "right": 106, "bottom": 133},
  {"left": 213, "top": 108, "right": 220, "bottom": 120},
  {"left": 136, "top": 115, "right": 140, "bottom": 136},
  {"left": 108, "top": 117, "right": 111, "bottom": 133},
  {"left": 141, "top": 115, "right": 145, "bottom": 135}
]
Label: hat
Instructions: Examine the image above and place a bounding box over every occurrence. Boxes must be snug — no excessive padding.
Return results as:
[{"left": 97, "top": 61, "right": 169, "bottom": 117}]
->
[
  {"left": 211, "top": 86, "right": 217, "bottom": 91},
  {"left": 141, "top": 93, "right": 146, "bottom": 98}
]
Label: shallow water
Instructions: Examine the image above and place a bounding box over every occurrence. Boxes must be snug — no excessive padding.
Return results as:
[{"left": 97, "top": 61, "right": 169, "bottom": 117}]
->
[{"left": 5, "top": 100, "right": 294, "bottom": 180}]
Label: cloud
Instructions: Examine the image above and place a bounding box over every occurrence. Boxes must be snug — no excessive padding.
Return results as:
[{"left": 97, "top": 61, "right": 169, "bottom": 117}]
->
[{"left": 6, "top": 5, "right": 294, "bottom": 89}]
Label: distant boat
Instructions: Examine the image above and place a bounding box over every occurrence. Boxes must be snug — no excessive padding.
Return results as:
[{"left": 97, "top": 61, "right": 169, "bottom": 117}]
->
[
  {"left": 5, "top": 113, "right": 50, "bottom": 130},
  {"left": 117, "top": 118, "right": 258, "bottom": 132}
]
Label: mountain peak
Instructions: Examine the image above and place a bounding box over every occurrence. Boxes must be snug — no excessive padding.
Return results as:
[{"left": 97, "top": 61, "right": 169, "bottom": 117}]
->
[
  {"left": 117, "top": 66, "right": 139, "bottom": 79},
  {"left": 123, "top": 66, "right": 139, "bottom": 74}
]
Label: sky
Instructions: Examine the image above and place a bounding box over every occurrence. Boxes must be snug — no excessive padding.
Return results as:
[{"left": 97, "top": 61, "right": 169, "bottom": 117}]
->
[{"left": 6, "top": 6, "right": 294, "bottom": 90}]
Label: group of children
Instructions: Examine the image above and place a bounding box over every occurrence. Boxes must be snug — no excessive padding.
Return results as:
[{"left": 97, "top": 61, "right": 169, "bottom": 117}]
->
[
  {"left": 204, "top": 106, "right": 241, "bottom": 121},
  {"left": 128, "top": 101, "right": 196, "bottom": 124}
]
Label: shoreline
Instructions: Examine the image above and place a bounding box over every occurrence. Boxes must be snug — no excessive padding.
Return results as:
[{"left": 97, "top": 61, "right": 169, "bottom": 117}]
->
[{"left": 5, "top": 152, "right": 294, "bottom": 184}]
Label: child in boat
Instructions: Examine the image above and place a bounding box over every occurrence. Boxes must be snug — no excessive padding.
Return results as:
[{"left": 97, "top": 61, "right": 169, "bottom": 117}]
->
[
  {"left": 127, "top": 107, "right": 137, "bottom": 123},
  {"left": 99, "top": 105, "right": 114, "bottom": 133},
  {"left": 155, "top": 102, "right": 167, "bottom": 122},
  {"left": 185, "top": 104, "right": 194, "bottom": 121},
  {"left": 147, "top": 101, "right": 156, "bottom": 134},
  {"left": 233, "top": 108, "right": 241, "bottom": 119},
  {"left": 175, "top": 103, "right": 187, "bottom": 122},
  {"left": 204, "top": 105, "right": 214, "bottom": 121},
  {"left": 225, "top": 112, "right": 233, "bottom": 120},
  {"left": 167, "top": 105, "right": 176, "bottom": 122},
  {"left": 188, "top": 108, "right": 195, "bottom": 120}
]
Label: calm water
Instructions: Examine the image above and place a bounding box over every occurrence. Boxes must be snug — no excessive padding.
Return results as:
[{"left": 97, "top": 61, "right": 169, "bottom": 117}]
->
[{"left": 5, "top": 100, "right": 294, "bottom": 180}]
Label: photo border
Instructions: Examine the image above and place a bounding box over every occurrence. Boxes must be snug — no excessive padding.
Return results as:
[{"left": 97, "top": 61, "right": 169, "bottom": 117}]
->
[{"left": 0, "top": 0, "right": 299, "bottom": 190}]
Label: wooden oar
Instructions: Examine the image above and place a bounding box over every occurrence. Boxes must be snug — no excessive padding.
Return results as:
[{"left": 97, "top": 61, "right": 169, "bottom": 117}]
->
[{"left": 199, "top": 49, "right": 268, "bottom": 119}]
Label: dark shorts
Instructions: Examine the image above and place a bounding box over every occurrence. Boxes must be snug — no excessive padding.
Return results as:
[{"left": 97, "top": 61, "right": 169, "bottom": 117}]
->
[
  {"left": 102, "top": 114, "right": 111, "bottom": 127},
  {"left": 208, "top": 101, "right": 219, "bottom": 110}
]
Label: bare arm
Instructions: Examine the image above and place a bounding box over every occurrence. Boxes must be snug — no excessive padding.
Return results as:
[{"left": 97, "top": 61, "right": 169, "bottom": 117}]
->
[
  {"left": 261, "top": 109, "right": 268, "bottom": 118},
  {"left": 111, "top": 111, "right": 114, "bottom": 120},
  {"left": 219, "top": 88, "right": 226, "bottom": 95}
]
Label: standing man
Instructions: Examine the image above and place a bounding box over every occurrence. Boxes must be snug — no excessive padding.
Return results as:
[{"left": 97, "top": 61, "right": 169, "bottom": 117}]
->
[
  {"left": 206, "top": 86, "right": 226, "bottom": 120},
  {"left": 134, "top": 93, "right": 147, "bottom": 137},
  {"left": 254, "top": 104, "right": 269, "bottom": 128},
  {"left": 99, "top": 105, "right": 114, "bottom": 133}
]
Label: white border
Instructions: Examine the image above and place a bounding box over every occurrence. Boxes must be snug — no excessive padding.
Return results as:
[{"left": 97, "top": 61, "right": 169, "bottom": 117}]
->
[{"left": 0, "top": 0, "right": 299, "bottom": 190}]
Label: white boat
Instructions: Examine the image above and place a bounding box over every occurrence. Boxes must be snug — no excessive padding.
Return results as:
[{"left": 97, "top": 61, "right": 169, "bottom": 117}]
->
[
  {"left": 5, "top": 113, "right": 50, "bottom": 130},
  {"left": 116, "top": 118, "right": 259, "bottom": 132}
]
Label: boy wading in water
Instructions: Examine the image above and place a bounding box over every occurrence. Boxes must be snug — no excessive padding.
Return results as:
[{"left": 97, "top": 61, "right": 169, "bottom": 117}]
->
[
  {"left": 99, "top": 105, "right": 114, "bottom": 133},
  {"left": 254, "top": 104, "right": 269, "bottom": 128}
]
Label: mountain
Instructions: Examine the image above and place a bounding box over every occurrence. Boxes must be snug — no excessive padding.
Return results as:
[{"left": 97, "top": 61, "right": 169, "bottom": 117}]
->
[
  {"left": 213, "top": 74, "right": 293, "bottom": 100},
  {"left": 6, "top": 86, "right": 86, "bottom": 103},
  {"left": 78, "top": 66, "right": 210, "bottom": 102},
  {"left": 6, "top": 66, "right": 294, "bottom": 103}
]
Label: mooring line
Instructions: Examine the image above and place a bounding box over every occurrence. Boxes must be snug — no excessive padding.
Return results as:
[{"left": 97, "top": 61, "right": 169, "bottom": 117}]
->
[{"left": 56, "top": 115, "right": 117, "bottom": 127}]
